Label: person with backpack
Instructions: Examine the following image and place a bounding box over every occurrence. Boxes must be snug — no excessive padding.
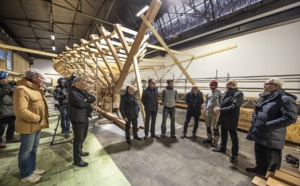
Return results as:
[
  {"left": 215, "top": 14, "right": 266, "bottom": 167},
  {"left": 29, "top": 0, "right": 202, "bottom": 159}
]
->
[
  {"left": 212, "top": 80, "right": 244, "bottom": 163},
  {"left": 246, "top": 78, "right": 297, "bottom": 175}
]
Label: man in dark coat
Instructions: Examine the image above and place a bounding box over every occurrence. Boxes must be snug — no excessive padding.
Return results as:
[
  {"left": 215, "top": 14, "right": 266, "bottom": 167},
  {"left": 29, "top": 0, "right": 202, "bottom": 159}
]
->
[
  {"left": 181, "top": 85, "right": 204, "bottom": 139},
  {"left": 120, "top": 85, "right": 142, "bottom": 145},
  {"left": 0, "top": 71, "right": 19, "bottom": 148},
  {"left": 142, "top": 79, "right": 159, "bottom": 139},
  {"left": 246, "top": 78, "right": 297, "bottom": 175},
  {"left": 68, "top": 77, "right": 95, "bottom": 167},
  {"left": 213, "top": 80, "right": 244, "bottom": 163}
]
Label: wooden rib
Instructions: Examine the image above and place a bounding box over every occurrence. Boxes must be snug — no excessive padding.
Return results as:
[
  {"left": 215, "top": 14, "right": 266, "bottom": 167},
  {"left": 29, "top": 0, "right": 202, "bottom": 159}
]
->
[
  {"left": 89, "top": 35, "right": 117, "bottom": 83},
  {"left": 79, "top": 40, "right": 111, "bottom": 85},
  {"left": 114, "top": 0, "right": 162, "bottom": 93},
  {"left": 98, "top": 26, "right": 123, "bottom": 71},
  {"left": 114, "top": 23, "right": 131, "bottom": 54},
  {"left": 140, "top": 13, "right": 196, "bottom": 85}
]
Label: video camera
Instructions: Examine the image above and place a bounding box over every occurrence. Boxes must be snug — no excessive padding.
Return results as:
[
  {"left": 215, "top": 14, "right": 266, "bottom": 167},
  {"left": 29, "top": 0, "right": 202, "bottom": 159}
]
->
[{"left": 57, "top": 74, "right": 77, "bottom": 88}]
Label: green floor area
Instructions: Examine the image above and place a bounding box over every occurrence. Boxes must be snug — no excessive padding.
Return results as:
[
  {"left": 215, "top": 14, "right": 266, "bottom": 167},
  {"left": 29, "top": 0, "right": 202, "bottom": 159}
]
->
[{"left": 0, "top": 100, "right": 131, "bottom": 186}]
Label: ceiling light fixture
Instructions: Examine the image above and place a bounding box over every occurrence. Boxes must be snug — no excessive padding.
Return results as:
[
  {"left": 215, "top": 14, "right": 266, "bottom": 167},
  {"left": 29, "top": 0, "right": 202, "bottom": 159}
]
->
[
  {"left": 51, "top": 34, "right": 55, "bottom": 40},
  {"left": 52, "top": 46, "right": 56, "bottom": 51},
  {"left": 136, "top": 6, "right": 149, "bottom": 17}
]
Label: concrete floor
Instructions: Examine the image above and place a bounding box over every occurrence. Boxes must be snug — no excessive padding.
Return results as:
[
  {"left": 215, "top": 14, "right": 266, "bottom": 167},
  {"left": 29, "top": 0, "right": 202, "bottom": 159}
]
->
[
  {"left": 0, "top": 98, "right": 299, "bottom": 186},
  {"left": 91, "top": 106, "right": 300, "bottom": 186}
]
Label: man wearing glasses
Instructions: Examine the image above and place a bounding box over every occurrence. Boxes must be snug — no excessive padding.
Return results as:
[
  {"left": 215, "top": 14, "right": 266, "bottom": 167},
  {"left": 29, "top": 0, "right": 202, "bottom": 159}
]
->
[
  {"left": 212, "top": 80, "right": 244, "bottom": 163},
  {"left": 246, "top": 78, "right": 297, "bottom": 175}
]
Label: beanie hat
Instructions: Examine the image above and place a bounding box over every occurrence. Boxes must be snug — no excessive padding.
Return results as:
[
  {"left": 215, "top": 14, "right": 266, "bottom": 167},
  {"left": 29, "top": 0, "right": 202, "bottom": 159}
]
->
[
  {"left": 209, "top": 80, "right": 218, "bottom": 87},
  {"left": 0, "top": 71, "right": 9, "bottom": 80}
]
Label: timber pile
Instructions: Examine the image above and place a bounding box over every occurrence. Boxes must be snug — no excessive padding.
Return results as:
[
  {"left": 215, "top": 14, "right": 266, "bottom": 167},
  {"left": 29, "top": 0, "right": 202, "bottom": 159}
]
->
[{"left": 252, "top": 167, "right": 300, "bottom": 186}]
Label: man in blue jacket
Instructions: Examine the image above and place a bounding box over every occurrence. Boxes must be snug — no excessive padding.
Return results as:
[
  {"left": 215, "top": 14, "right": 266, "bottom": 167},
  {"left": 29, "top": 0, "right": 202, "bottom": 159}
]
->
[
  {"left": 181, "top": 85, "right": 204, "bottom": 139},
  {"left": 246, "top": 78, "right": 297, "bottom": 175}
]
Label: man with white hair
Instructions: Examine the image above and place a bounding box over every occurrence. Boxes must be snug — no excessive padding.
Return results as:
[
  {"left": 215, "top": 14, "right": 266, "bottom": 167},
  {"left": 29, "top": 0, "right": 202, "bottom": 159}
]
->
[
  {"left": 246, "top": 78, "right": 297, "bottom": 175},
  {"left": 212, "top": 80, "right": 244, "bottom": 163},
  {"left": 68, "top": 77, "right": 95, "bottom": 167},
  {"left": 13, "top": 68, "right": 49, "bottom": 183}
]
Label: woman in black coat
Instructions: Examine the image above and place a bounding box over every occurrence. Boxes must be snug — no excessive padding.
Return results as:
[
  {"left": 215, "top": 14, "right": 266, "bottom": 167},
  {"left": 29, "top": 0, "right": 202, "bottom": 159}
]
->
[{"left": 120, "top": 85, "right": 142, "bottom": 145}]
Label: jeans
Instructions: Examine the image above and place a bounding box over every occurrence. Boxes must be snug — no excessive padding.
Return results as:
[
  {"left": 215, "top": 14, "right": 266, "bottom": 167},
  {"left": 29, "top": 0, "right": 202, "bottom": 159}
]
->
[
  {"left": 161, "top": 107, "right": 176, "bottom": 135},
  {"left": 125, "top": 118, "right": 138, "bottom": 141},
  {"left": 220, "top": 127, "right": 239, "bottom": 156},
  {"left": 0, "top": 116, "right": 16, "bottom": 143},
  {"left": 144, "top": 110, "right": 157, "bottom": 136},
  {"left": 60, "top": 105, "right": 70, "bottom": 133},
  {"left": 254, "top": 142, "right": 282, "bottom": 172},
  {"left": 18, "top": 130, "right": 41, "bottom": 178},
  {"left": 183, "top": 111, "right": 199, "bottom": 134},
  {"left": 72, "top": 118, "right": 89, "bottom": 163}
]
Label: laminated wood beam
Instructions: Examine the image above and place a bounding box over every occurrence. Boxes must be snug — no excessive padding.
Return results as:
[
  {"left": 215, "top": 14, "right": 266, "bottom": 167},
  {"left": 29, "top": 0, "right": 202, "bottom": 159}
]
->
[
  {"left": 273, "top": 170, "right": 300, "bottom": 186},
  {"left": 0, "top": 43, "right": 58, "bottom": 57},
  {"left": 133, "top": 56, "right": 146, "bottom": 124},
  {"left": 147, "top": 44, "right": 194, "bottom": 57},
  {"left": 79, "top": 40, "right": 111, "bottom": 85},
  {"left": 114, "top": 0, "right": 162, "bottom": 93},
  {"left": 98, "top": 26, "right": 123, "bottom": 72},
  {"left": 89, "top": 35, "right": 117, "bottom": 83},
  {"left": 97, "top": 108, "right": 125, "bottom": 129},
  {"left": 266, "top": 177, "right": 289, "bottom": 186},
  {"left": 251, "top": 176, "right": 266, "bottom": 186},
  {"left": 140, "top": 13, "right": 196, "bottom": 85},
  {"left": 114, "top": 23, "right": 131, "bottom": 54}
]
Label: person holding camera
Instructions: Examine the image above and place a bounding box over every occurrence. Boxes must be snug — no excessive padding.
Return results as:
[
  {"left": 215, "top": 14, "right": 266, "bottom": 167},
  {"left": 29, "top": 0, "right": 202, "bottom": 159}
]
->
[
  {"left": 68, "top": 77, "right": 95, "bottom": 167},
  {"left": 53, "top": 78, "right": 71, "bottom": 138},
  {"left": 0, "top": 71, "right": 19, "bottom": 148}
]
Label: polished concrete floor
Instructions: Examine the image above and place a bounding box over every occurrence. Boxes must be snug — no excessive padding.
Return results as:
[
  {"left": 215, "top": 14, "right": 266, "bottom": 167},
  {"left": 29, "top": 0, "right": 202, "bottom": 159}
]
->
[{"left": 0, "top": 99, "right": 299, "bottom": 186}]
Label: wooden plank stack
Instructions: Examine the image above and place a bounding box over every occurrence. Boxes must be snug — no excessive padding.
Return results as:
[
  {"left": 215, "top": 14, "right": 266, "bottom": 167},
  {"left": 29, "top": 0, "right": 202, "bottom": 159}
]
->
[{"left": 252, "top": 167, "right": 300, "bottom": 186}]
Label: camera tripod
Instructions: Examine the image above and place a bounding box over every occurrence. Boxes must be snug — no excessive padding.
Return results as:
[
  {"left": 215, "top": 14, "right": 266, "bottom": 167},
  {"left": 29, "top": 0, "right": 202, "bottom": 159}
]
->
[{"left": 50, "top": 114, "right": 73, "bottom": 146}]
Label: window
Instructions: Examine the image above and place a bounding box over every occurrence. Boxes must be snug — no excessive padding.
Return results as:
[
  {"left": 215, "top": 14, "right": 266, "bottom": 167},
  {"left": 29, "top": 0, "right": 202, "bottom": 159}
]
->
[{"left": 6, "top": 50, "right": 12, "bottom": 71}]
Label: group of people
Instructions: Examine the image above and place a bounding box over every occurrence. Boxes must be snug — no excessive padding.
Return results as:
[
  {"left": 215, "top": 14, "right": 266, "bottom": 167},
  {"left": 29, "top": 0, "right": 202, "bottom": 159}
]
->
[
  {"left": 0, "top": 69, "right": 95, "bottom": 183},
  {"left": 1, "top": 68, "right": 298, "bottom": 183},
  {"left": 120, "top": 77, "right": 298, "bottom": 177}
]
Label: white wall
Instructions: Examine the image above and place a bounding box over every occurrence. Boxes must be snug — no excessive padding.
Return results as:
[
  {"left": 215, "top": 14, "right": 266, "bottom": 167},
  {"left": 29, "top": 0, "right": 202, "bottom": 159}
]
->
[
  {"left": 31, "top": 58, "right": 60, "bottom": 84},
  {"left": 126, "top": 20, "right": 300, "bottom": 98}
]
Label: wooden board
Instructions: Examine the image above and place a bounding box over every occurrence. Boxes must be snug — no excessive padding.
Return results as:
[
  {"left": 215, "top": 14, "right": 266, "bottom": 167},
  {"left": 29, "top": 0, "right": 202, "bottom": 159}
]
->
[
  {"left": 273, "top": 170, "right": 300, "bottom": 186},
  {"left": 252, "top": 176, "right": 267, "bottom": 186},
  {"left": 279, "top": 167, "right": 300, "bottom": 179},
  {"left": 266, "top": 177, "right": 289, "bottom": 186}
]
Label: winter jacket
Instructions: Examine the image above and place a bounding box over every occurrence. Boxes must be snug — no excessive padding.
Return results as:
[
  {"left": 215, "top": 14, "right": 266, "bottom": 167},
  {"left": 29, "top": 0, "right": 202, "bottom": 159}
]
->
[
  {"left": 68, "top": 86, "right": 95, "bottom": 123},
  {"left": 120, "top": 92, "right": 140, "bottom": 120},
  {"left": 186, "top": 90, "right": 204, "bottom": 116},
  {"left": 142, "top": 86, "right": 158, "bottom": 112},
  {"left": 162, "top": 86, "right": 178, "bottom": 108},
  {"left": 13, "top": 78, "right": 49, "bottom": 134},
  {"left": 0, "top": 82, "right": 14, "bottom": 119},
  {"left": 204, "top": 89, "right": 222, "bottom": 113},
  {"left": 246, "top": 89, "right": 298, "bottom": 149},
  {"left": 218, "top": 88, "right": 244, "bottom": 130}
]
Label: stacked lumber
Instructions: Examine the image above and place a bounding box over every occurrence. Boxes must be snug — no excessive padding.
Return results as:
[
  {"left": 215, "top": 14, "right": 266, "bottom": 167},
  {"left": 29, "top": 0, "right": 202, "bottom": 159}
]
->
[{"left": 252, "top": 167, "right": 300, "bottom": 186}]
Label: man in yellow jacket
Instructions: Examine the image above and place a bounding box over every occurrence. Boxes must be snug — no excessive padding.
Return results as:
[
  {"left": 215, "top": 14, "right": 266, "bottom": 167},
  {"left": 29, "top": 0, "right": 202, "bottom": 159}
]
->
[{"left": 13, "top": 68, "right": 49, "bottom": 183}]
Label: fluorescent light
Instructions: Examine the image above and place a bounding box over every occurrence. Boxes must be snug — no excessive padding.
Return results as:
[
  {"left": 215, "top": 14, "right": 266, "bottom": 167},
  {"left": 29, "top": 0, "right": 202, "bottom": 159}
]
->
[
  {"left": 136, "top": 6, "right": 149, "bottom": 17},
  {"left": 51, "top": 34, "right": 55, "bottom": 40},
  {"left": 52, "top": 46, "right": 56, "bottom": 51}
]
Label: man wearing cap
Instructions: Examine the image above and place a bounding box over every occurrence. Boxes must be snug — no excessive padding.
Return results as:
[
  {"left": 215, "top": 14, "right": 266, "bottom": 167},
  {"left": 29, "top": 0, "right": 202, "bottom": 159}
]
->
[
  {"left": 0, "top": 71, "right": 19, "bottom": 148},
  {"left": 181, "top": 85, "right": 204, "bottom": 139},
  {"left": 213, "top": 80, "right": 244, "bottom": 163},
  {"left": 203, "top": 80, "right": 222, "bottom": 147}
]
